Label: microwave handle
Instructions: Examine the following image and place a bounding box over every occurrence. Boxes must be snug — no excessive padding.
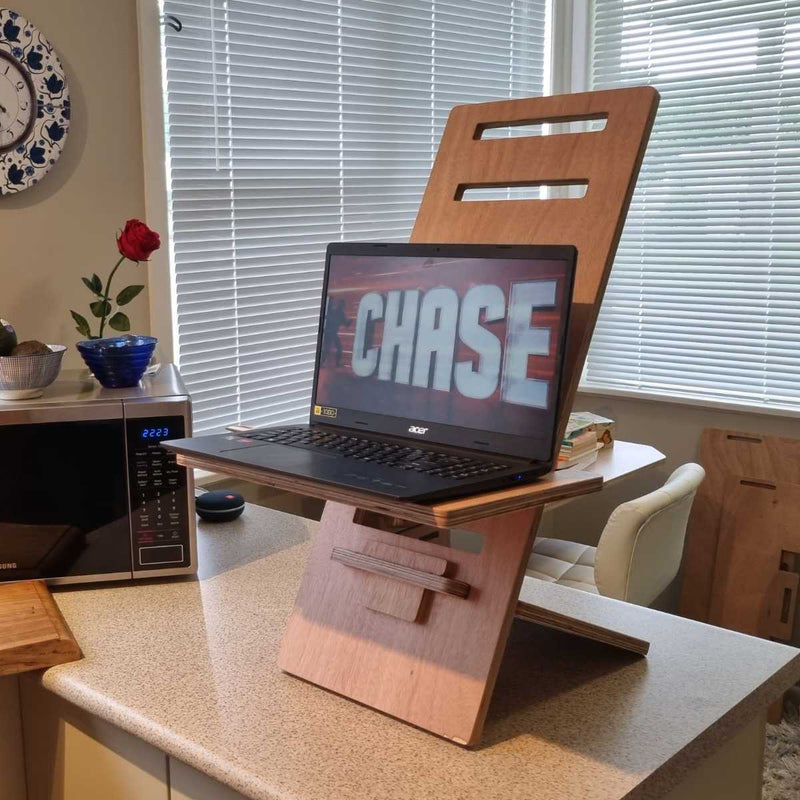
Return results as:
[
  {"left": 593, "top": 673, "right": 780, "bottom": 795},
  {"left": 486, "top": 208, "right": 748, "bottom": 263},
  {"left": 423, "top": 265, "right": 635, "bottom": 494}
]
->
[{"left": 0, "top": 402, "right": 123, "bottom": 425}]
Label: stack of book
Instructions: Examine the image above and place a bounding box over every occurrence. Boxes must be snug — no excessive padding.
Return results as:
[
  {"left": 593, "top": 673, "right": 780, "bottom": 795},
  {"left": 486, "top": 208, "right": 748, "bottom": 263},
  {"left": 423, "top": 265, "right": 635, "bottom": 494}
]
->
[{"left": 557, "top": 412, "right": 616, "bottom": 469}]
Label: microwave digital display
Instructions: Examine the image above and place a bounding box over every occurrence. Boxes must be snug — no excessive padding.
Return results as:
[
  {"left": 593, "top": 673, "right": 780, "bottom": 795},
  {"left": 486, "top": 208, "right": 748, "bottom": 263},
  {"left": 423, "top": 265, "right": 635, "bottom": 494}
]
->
[{"left": 140, "top": 426, "right": 171, "bottom": 440}]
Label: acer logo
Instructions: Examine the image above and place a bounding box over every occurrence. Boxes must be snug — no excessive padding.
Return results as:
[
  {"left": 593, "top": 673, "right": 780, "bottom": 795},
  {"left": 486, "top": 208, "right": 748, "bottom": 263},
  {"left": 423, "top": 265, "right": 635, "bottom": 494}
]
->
[{"left": 408, "top": 425, "right": 429, "bottom": 435}]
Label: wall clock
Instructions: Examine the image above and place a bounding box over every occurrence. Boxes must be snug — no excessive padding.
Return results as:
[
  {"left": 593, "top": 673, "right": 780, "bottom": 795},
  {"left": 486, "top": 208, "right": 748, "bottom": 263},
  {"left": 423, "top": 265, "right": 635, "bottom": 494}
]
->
[{"left": 0, "top": 7, "right": 69, "bottom": 195}]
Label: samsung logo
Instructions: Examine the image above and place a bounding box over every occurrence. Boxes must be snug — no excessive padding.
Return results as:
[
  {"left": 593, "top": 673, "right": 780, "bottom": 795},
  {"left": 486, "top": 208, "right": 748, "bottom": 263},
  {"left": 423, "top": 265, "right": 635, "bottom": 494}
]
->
[
  {"left": 408, "top": 425, "right": 429, "bottom": 435},
  {"left": 0, "top": 562, "right": 18, "bottom": 570}
]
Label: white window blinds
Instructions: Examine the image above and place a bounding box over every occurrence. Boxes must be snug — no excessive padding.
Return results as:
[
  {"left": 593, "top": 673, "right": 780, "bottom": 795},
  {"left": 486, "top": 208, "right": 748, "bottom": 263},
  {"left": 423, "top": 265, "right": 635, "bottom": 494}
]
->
[
  {"left": 586, "top": 0, "right": 800, "bottom": 411},
  {"left": 161, "top": 0, "right": 548, "bottom": 433}
]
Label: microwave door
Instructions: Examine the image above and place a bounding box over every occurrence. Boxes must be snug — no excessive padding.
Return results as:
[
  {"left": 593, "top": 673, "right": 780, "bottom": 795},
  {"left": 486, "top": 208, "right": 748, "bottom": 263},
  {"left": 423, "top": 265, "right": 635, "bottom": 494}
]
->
[{"left": 0, "top": 403, "right": 133, "bottom": 582}]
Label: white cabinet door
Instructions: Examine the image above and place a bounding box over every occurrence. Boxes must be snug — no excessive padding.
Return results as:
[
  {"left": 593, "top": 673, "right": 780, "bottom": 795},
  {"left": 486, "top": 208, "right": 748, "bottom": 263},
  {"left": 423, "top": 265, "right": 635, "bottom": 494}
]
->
[
  {"left": 20, "top": 678, "right": 169, "bottom": 800},
  {"left": 169, "top": 759, "right": 249, "bottom": 800}
]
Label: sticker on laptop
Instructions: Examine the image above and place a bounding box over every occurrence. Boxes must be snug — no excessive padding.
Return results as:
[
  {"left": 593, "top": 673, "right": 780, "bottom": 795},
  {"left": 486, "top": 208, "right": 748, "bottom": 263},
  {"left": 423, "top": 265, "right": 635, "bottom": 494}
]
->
[{"left": 314, "top": 405, "right": 337, "bottom": 419}]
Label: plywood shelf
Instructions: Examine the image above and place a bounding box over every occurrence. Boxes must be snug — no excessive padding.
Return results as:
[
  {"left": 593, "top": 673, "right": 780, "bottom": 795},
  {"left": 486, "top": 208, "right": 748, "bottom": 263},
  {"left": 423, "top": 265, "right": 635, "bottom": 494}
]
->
[{"left": 176, "top": 452, "right": 602, "bottom": 528}]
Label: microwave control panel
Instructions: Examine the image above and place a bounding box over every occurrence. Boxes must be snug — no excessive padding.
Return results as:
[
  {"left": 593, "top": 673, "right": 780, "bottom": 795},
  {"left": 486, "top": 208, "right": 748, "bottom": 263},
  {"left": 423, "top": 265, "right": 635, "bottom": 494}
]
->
[{"left": 126, "top": 415, "right": 192, "bottom": 571}]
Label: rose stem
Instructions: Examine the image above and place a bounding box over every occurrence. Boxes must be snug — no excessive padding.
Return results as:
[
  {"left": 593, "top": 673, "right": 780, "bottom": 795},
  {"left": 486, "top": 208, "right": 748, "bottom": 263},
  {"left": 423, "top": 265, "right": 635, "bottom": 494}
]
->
[{"left": 97, "top": 255, "right": 127, "bottom": 338}]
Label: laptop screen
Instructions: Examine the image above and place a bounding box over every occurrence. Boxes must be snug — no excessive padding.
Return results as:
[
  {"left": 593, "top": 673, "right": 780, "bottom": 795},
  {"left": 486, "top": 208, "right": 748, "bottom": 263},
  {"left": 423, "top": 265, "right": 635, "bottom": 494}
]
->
[{"left": 311, "top": 243, "right": 575, "bottom": 461}]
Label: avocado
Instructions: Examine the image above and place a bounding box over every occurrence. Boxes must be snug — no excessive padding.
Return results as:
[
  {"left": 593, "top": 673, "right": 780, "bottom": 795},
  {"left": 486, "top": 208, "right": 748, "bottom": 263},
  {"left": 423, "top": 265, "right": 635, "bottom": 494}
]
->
[
  {"left": 0, "top": 319, "right": 17, "bottom": 356},
  {"left": 11, "top": 340, "right": 52, "bottom": 356}
]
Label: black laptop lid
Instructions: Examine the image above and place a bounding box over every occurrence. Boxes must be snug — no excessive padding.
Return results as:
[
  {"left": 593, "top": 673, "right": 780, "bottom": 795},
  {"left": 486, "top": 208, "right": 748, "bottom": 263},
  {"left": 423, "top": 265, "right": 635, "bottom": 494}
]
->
[{"left": 310, "top": 243, "right": 576, "bottom": 462}]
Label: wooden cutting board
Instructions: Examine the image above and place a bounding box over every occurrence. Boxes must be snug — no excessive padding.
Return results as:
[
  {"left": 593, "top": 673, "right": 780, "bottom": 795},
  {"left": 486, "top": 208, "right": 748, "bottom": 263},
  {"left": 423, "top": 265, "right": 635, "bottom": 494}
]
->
[{"left": 0, "top": 580, "right": 81, "bottom": 676}]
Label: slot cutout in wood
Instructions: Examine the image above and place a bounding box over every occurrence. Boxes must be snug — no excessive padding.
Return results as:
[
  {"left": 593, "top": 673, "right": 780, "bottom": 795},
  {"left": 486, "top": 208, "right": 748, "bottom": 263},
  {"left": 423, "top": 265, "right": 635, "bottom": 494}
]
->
[
  {"left": 352, "top": 510, "right": 485, "bottom": 554},
  {"left": 428, "top": 528, "right": 484, "bottom": 554},
  {"left": 781, "top": 551, "right": 798, "bottom": 572},
  {"left": 781, "top": 586, "right": 793, "bottom": 625},
  {"left": 475, "top": 113, "right": 608, "bottom": 139},
  {"left": 726, "top": 434, "right": 762, "bottom": 443},
  {"left": 456, "top": 181, "right": 588, "bottom": 202},
  {"left": 739, "top": 479, "right": 777, "bottom": 490},
  {"left": 765, "top": 568, "right": 799, "bottom": 641}
]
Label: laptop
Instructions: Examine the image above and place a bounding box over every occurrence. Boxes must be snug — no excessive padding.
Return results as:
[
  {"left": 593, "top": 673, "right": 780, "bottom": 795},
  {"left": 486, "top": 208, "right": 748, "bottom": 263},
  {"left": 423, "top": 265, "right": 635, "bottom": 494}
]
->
[{"left": 164, "top": 242, "right": 577, "bottom": 502}]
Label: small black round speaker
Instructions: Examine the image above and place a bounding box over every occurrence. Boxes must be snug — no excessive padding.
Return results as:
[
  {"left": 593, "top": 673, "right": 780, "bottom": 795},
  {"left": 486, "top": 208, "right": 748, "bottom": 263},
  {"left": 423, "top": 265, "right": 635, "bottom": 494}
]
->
[{"left": 196, "top": 490, "right": 245, "bottom": 523}]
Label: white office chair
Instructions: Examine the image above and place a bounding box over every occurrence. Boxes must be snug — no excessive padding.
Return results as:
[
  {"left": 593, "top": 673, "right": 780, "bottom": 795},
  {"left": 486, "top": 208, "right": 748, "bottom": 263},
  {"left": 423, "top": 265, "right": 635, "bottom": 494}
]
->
[{"left": 527, "top": 463, "right": 706, "bottom": 606}]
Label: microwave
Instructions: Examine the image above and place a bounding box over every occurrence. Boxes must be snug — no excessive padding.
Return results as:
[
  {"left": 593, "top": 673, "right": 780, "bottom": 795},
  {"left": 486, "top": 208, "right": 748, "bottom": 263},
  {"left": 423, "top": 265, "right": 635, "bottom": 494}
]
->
[{"left": 0, "top": 364, "right": 196, "bottom": 584}]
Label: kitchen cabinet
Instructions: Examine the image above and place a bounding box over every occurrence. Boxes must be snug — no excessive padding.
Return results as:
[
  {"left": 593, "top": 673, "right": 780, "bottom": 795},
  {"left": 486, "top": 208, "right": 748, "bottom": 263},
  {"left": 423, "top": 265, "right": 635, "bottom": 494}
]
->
[
  {"left": 21, "top": 679, "right": 168, "bottom": 800},
  {"left": 170, "top": 760, "right": 248, "bottom": 800},
  {"left": 0, "top": 676, "right": 26, "bottom": 800}
]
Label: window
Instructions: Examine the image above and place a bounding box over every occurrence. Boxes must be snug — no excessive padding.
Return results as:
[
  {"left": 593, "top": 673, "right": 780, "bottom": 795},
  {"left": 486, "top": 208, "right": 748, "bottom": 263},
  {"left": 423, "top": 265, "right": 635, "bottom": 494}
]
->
[
  {"left": 162, "top": 0, "right": 549, "bottom": 433},
  {"left": 585, "top": 0, "right": 800, "bottom": 411}
]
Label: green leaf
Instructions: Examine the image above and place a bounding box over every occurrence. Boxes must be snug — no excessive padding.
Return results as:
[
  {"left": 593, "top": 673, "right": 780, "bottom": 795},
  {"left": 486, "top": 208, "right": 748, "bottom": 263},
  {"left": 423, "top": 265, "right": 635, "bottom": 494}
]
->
[
  {"left": 116, "top": 285, "right": 144, "bottom": 306},
  {"left": 82, "top": 276, "right": 102, "bottom": 297},
  {"left": 109, "top": 312, "right": 131, "bottom": 332},
  {"left": 91, "top": 274, "right": 103, "bottom": 294},
  {"left": 70, "top": 310, "right": 91, "bottom": 338},
  {"left": 89, "top": 300, "right": 112, "bottom": 318}
]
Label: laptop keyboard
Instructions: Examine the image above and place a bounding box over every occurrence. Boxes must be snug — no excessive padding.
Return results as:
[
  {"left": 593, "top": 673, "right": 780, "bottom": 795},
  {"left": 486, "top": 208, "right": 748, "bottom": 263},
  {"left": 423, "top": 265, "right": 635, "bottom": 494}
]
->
[{"left": 247, "top": 427, "right": 510, "bottom": 480}]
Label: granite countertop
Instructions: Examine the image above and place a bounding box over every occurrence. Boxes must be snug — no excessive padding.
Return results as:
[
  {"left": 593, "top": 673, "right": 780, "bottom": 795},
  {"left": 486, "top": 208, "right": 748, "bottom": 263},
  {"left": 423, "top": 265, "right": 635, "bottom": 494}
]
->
[{"left": 34, "top": 503, "right": 800, "bottom": 800}]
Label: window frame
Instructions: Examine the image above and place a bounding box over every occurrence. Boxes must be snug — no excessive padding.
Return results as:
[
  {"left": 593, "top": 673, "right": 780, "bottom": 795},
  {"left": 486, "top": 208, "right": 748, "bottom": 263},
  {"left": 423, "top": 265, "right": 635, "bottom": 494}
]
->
[{"left": 138, "top": 0, "right": 178, "bottom": 362}]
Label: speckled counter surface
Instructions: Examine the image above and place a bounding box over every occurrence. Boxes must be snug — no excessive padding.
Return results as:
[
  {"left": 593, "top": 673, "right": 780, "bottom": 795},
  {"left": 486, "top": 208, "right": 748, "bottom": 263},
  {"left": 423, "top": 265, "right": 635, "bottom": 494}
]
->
[{"left": 34, "top": 503, "right": 800, "bottom": 800}]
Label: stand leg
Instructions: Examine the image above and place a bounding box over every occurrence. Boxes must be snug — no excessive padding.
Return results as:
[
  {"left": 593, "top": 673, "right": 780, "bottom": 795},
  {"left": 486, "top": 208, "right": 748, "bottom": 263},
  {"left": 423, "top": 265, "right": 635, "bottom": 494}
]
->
[
  {"left": 514, "top": 599, "right": 649, "bottom": 656},
  {"left": 278, "top": 501, "right": 541, "bottom": 746}
]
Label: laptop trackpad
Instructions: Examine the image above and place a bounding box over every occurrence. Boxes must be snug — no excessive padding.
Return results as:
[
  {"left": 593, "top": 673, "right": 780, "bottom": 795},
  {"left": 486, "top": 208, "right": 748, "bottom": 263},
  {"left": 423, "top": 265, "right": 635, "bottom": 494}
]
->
[
  {"left": 223, "top": 443, "right": 338, "bottom": 468},
  {"left": 216, "top": 442, "right": 413, "bottom": 493},
  {"left": 219, "top": 439, "right": 333, "bottom": 457}
]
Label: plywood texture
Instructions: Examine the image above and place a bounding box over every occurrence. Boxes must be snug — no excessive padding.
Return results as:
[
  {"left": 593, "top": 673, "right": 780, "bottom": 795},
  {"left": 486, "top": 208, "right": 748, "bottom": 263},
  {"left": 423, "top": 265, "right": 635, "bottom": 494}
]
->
[
  {"left": 278, "top": 501, "right": 542, "bottom": 745},
  {"left": 412, "top": 86, "right": 660, "bottom": 448},
  {"left": 681, "top": 428, "right": 800, "bottom": 621},
  {"left": 344, "top": 540, "right": 449, "bottom": 622},
  {"left": 515, "top": 598, "right": 649, "bottom": 656},
  {"left": 708, "top": 478, "right": 800, "bottom": 639},
  {"left": 0, "top": 581, "right": 81, "bottom": 677}
]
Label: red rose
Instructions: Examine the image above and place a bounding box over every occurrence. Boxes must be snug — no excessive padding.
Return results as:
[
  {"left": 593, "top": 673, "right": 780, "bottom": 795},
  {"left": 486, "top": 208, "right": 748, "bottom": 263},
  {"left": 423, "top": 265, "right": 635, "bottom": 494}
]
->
[{"left": 116, "top": 219, "right": 161, "bottom": 262}]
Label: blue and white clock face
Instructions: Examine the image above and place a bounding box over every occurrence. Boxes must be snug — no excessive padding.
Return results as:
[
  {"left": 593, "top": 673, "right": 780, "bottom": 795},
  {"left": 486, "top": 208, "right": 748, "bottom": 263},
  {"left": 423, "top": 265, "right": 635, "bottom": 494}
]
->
[
  {"left": 0, "top": 8, "right": 70, "bottom": 195},
  {"left": 0, "top": 51, "right": 34, "bottom": 150}
]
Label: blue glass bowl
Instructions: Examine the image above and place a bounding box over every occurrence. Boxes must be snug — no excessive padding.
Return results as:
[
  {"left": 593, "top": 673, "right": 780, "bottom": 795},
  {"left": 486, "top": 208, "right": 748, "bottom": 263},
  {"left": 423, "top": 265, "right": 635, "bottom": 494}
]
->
[
  {"left": 77, "top": 336, "right": 157, "bottom": 388},
  {"left": 77, "top": 335, "right": 157, "bottom": 354}
]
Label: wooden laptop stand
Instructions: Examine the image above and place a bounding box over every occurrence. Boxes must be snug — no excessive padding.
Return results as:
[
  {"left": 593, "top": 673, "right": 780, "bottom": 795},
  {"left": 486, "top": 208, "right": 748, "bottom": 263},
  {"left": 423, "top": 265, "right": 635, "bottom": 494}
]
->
[{"left": 177, "top": 87, "right": 659, "bottom": 746}]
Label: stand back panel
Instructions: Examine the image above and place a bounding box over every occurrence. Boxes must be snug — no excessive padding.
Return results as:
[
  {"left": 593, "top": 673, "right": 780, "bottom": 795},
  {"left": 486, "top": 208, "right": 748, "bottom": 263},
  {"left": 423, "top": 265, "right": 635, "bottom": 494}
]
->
[{"left": 412, "top": 87, "right": 659, "bottom": 445}]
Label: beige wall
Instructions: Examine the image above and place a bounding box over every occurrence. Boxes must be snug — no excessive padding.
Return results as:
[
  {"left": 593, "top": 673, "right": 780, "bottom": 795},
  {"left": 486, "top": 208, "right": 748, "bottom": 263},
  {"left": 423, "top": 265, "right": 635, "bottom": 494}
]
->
[{"left": 1, "top": 0, "right": 148, "bottom": 369}]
